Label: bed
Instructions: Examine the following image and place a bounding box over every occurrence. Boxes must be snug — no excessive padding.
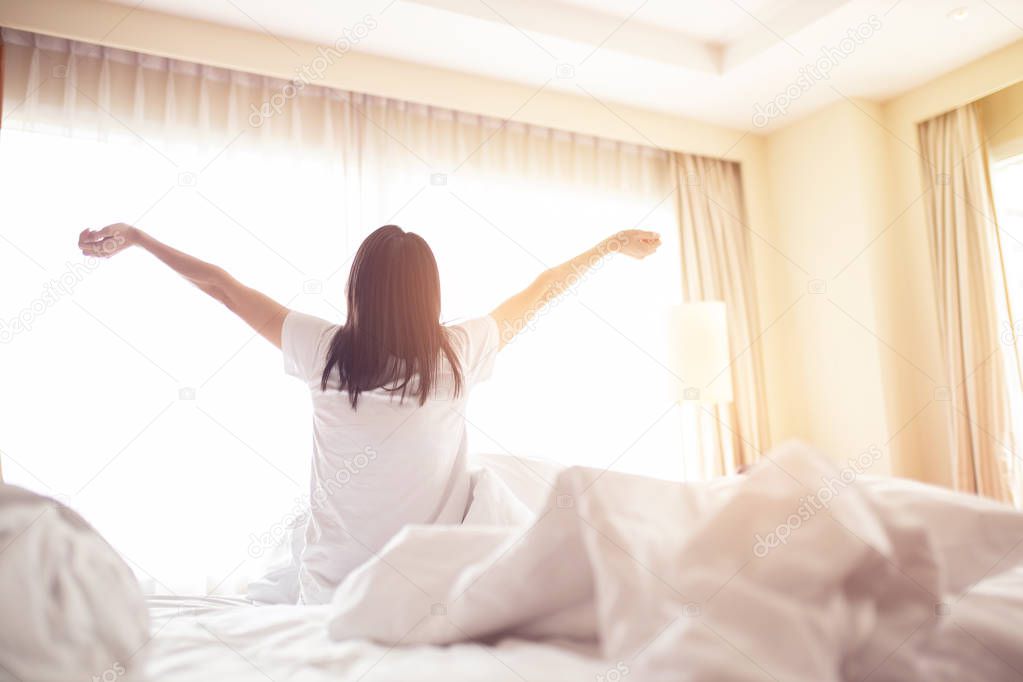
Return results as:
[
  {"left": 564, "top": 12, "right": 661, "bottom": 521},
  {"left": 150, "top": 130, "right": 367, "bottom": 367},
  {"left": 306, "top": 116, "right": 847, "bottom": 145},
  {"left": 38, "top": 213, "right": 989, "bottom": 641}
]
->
[{"left": 4, "top": 444, "right": 1023, "bottom": 681}]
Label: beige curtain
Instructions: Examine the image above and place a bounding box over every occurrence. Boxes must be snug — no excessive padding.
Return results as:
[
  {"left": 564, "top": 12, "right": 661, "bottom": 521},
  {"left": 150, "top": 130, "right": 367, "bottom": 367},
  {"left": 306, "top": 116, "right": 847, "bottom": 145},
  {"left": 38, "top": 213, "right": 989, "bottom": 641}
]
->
[
  {"left": 0, "top": 28, "right": 5, "bottom": 125},
  {"left": 0, "top": 29, "right": 4, "bottom": 486},
  {"left": 672, "top": 153, "right": 770, "bottom": 474},
  {"left": 0, "top": 29, "right": 664, "bottom": 194},
  {"left": 918, "top": 104, "right": 1014, "bottom": 503}
]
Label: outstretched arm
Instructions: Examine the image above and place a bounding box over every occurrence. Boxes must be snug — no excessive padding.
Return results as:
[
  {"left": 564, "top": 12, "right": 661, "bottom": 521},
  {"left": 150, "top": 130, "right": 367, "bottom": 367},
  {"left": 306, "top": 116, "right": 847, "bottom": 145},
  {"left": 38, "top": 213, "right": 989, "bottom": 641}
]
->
[
  {"left": 490, "top": 229, "right": 661, "bottom": 348},
  {"left": 78, "top": 223, "right": 289, "bottom": 348}
]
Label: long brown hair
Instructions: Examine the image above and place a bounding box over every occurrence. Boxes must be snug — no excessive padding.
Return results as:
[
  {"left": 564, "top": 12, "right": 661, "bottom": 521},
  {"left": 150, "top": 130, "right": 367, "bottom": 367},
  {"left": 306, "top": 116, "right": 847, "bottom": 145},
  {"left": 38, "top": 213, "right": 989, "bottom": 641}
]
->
[{"left": 321, "top": 225, "right": 463, "bottom": 408}]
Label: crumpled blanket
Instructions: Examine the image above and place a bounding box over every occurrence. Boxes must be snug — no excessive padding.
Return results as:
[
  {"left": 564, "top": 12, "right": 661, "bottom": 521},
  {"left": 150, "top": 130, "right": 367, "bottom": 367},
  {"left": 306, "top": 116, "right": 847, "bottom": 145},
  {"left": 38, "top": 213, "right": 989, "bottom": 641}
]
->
[
  {"left": 326, "top": 441, "right": 1023, "bottom": 681},
  {"left": 0, "top": 484, "right": 149, "bottom": 682}
]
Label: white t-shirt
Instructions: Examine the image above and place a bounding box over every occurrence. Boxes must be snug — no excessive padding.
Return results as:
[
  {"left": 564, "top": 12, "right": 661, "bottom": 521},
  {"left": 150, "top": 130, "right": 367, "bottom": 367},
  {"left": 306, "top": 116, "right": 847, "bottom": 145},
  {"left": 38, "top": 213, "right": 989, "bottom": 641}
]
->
[{"left": 281, "top": 310, "right": 499, "bottom": 604}]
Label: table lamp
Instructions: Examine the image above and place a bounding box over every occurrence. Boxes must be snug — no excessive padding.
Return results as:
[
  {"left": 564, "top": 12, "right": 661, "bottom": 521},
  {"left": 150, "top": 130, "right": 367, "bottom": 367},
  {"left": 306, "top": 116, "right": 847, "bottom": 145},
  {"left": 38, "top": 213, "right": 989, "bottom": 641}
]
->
[
  {"left": 670, "top": 301, "right": 733, "bottom": 480},
  {"left": 670, "top": 301, "right": 733, "bottom": 404}
]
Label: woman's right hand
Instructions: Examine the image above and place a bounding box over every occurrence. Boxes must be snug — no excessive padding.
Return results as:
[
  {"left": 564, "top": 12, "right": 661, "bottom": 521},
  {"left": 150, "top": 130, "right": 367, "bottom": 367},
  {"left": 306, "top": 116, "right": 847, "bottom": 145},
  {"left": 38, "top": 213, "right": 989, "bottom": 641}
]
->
[{"left": 78, "top": 223, "right": 140, "bottom": 258}]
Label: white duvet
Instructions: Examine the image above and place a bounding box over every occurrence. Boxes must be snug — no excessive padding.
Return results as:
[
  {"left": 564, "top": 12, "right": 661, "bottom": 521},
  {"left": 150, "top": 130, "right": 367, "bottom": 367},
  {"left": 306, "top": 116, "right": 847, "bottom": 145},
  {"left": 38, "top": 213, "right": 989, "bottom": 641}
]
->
[
  {"left": 0, "top": 483, "right": 150, "bottom": 682},
  {"left": 327, "top": 442, "right": 1023, "bottom": 681}
]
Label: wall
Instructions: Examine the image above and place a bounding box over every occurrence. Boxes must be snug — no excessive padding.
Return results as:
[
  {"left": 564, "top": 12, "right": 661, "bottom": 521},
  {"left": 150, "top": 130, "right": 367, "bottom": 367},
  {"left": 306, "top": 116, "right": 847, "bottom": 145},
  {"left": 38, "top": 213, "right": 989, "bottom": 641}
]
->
[
  {"left": 758, "top": 98, "right": 893, "bottom": 472},
  {"left": 756, "top": 39, "right": 1023, "bottom": 484},
  {"left": 981, "top": 80, "right": 1023, "bottom": 162}
]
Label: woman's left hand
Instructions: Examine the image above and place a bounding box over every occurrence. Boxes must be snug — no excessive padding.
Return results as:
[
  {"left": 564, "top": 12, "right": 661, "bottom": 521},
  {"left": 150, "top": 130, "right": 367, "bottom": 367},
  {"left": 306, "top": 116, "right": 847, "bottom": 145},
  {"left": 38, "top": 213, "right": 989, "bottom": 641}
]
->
[{"left": 610, "top": 230, "right": 661, "bottom": 259}]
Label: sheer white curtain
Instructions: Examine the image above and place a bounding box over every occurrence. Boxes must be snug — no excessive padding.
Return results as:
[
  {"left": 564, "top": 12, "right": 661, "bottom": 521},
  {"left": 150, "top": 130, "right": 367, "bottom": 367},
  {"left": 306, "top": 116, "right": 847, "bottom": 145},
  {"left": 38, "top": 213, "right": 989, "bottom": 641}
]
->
[{"left": 1, "top": 29, "right": 704, "bottom": 592}]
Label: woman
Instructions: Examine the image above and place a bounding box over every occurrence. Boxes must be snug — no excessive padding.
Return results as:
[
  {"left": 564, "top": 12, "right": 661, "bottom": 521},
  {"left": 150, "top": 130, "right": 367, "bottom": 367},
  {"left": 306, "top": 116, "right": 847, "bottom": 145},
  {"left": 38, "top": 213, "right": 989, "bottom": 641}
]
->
[{"left": 78, "top": 223, "right": 661, "bottom": 603}]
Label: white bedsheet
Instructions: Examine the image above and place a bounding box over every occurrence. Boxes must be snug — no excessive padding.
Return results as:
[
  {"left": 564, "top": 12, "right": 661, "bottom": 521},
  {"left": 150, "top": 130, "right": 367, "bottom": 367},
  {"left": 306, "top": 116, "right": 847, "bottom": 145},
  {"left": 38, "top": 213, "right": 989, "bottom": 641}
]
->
[
  {"left": 140, "top": 595, "right": 609, "bottom": 681},
  {"left": 136, "top": 568, "right": 1023, "bottom": 682},
  {"left": 325, "top": 442, "right": 1023, "bottom": 681}
]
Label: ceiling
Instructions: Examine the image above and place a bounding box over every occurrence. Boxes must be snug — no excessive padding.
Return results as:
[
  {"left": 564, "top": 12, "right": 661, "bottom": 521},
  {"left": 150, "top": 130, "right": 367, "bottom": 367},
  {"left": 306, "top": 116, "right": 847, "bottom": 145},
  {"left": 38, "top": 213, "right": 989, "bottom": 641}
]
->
[{"left": 97, "top": 0, "right": 1023, "bottom": 131}]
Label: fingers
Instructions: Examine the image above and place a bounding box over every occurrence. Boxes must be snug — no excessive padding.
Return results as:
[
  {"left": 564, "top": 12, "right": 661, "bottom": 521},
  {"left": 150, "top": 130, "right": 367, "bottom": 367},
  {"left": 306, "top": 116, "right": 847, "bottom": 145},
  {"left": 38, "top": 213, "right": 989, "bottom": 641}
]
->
[
  {"left": 79, "top": 224, "right": 123, "bottom": 244},
  {"left": 78, "top": 228, "right": 109, "bottom": 246},
  {"left": 78, "top": 229, "right": 100, "bottom": 247},
  {"left": 80, "top": 241, "right": 106, "bottom": 257},
  {"left": 79, "top": 236, "right": 121, "bottom": 258},
  {"left": 616, "top": 229, "right": 660, "bottom": 245},
  {"left": 623, "top": 229, "right": 660, "bottom": 244},
  {"left": 612, "top": 229, "right": 661, "bottom": 260},
  {"left": 78, "top": 224, "right": 130, "bottom": 257},
  {"left": 634, "top": 231, "right": 661, "bottom": 259}
]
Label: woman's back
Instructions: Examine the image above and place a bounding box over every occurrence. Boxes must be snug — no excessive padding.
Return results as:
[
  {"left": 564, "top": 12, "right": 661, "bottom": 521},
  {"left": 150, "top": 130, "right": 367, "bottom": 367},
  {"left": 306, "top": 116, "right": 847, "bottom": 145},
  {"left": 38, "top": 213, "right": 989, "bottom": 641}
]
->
[{"left": 282, "top": 311, "right": 499, "bottom": 604}]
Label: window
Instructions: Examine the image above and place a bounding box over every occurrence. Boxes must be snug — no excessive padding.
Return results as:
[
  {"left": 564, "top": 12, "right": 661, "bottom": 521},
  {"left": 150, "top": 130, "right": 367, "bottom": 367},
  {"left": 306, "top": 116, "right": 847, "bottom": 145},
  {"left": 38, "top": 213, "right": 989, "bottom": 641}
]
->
[
  {"left": 0, "top": 120, "right": 684, "bottom": 592},
  {"left": 990, "top": 152, "right": 1023, "bottom": 498}
]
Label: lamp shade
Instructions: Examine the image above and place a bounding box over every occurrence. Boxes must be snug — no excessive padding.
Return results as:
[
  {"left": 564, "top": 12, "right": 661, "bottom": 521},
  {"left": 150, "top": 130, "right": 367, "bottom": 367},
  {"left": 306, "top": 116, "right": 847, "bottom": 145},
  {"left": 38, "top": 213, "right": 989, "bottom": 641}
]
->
[{"left": 669, "top": 302, "right": 733, "bottom": 404}]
